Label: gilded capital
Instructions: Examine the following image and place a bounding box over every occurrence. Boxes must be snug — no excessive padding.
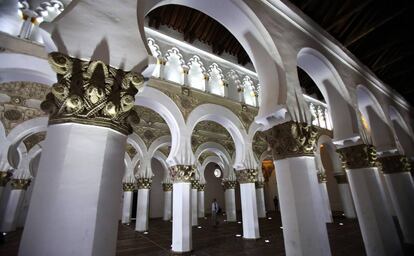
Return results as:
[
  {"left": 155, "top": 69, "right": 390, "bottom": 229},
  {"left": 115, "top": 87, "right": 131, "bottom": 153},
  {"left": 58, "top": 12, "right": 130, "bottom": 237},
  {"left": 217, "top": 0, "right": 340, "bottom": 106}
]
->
[
  {"left": 378, "top": 155, "right": 411, "bottom": 174},
  {"left": 41, "top": 52, "right": 144, "bottom": 135},
  {"left": 337, "top": 144, "right": 378, "bottom": 169},
  {"left": 198, "top": 184, "right": 205, "bottom": 191},
  {"left": 222, "top": 180, "right": 237, "bottom": 190},
  {"left": 255, "top": 181, "right": 265, "bottom": 188},
  {"left": 137, "top": 178, "right": 152, "bottom": 189},
  {"left": 236, "top": 169, "right": 257, "bottom": 184},
  {"left": 162, "top": 183, "right": 173, "bottom": 191},
  {"left": 0, "top": 172, "right": 11, "bottom": 186},
  {"left": 169, "top": 165, "right": 195, "bottom": 183},
  {"left": 11, "top": 179, "right": 31, "bottom": 190},
  {"left": 266, "top": 121, "right": 318, "bottom": 160},
  {"left": 334, "top": 173, "right": 348, "bottom": 184},
  {"left": 122, "top": 182, "right": 136, "bottom": 192},
  {"left": 191, "top": 179, "right": 199, "bottom": 189},
  {"left": 317, "top": 172, "right": 327, "bottom": 183}
]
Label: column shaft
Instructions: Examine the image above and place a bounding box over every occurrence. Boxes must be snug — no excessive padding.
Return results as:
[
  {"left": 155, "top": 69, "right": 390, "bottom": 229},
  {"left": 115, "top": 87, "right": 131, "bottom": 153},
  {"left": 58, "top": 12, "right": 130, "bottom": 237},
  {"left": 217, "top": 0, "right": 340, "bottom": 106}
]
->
[
  {"left": 255, "top": 187, "right": 266, "bottom": 218},
  {"left": 163, "top": 190, "right": 172, "bottom": 221},
  {"left": 135, "top": 188, "right": 150, "bottom": 232},
  {"left": 197, "top": 190, "right": 205, "bottom": 218},
  {"left": 224, "top": 188, "right": 236, "bottom": 222},
  {"left": 337, "top": 183, "right": 356, "bottom": 218},
  {"left": 0, "top": 184, "right": 28, "bottom": 232},
  {"left": 191, "top": 188, "right": 198, "bottom": 226},
  {"left": 172, "top": 182, "right": 192, "bottom": 252},
  {"left": 121, "top": 191, "right": 133, "bottom": 224},
  {"left": 239, "top": 183, "right": 260, "bottom": 239},
  {"left": 319, "top": 182, "right": 333, "bottom": 223}
]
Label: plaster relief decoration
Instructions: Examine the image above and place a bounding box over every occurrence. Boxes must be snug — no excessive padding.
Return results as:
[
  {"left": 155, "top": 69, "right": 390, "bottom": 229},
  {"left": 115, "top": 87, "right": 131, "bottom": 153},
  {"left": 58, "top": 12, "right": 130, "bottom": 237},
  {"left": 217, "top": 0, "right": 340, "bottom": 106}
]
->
[
  {"left": 337, "top": 144, "right": 378, "bottom": 170},
  {"left": 126, "top": 143, "right": 137, "bottom": 159},
  {"left": 23, "top": 132, "right": 46, "bottom": 151},
  {"left": 252, "top": 131, "right": 268, "bottom": 159},
  {"left": 192, "top": 121, "right": 235, "bottom": 156}
]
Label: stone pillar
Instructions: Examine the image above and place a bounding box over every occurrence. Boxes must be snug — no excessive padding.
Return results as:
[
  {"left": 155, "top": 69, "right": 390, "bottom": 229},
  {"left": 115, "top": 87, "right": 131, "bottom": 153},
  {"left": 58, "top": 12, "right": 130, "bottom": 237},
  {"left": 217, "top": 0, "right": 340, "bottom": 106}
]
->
[
  {"left": 267, "top": 121, "right": 331, "bottom": 256},
  {"left": 121, "top": 183, "right": 136, "bottom": 224},
  {"left": 0, "top": 171, "right": 11, "bottom": 200},
  {"left": 191, "top": 179, "right": 199, "bottom": 226},
  {"left": 236, "top": 169, "right": 260, "bottom": 239},
  {"left": 19, "top": 52, "right": 143, "bottom": 256},
  {"left": 337, "top": 144, "right": 402, "bottom": 256},
  {"left": 378, "top": 154, "right": 414, "bottom": 244},
  {"left": 223, "top": 181, "right": 237, "bottom": 222},
  {"left": 255, "top": 181, "right": 266, "bottom": 218},
  {"left": 135, "top": 178, "right": 151, "bottom": 232},
  {"left": 317, "top": 172, "right": 333, "bottom": 223},
  {"left": 162, "top": 183, "right": 173, "bottom": 221},
  {"left": 333, "top": 173, "right": 356, "bottom": 218},
  {"left": 170, "top": 165, "right": 194, "bottom": 253},
  {"left": 0, "top": 179, "right": 30, "bottom": 232},
  {"left": 197, "top": 184, "right": 205, "bottom": 218}
]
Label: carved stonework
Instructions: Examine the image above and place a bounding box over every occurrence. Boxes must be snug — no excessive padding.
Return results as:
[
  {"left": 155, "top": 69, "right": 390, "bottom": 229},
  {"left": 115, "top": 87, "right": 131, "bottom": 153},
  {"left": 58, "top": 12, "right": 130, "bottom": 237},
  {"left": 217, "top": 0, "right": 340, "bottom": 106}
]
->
[
  {"left": 0, "top": 172, "right": 12, "bottom": 186},
  {"left": 125, "top": 143, "right": 137, "bottom": 159},
  {"left": 41, "top": 52, "right": 144, "bottom": 135},
  {"left": 191, "top": 179, "right": 199, "bottom": 189},
  {"left": 162, "top": 183, "right": 173, "bottom": 191},
  {"left": 170, "top": 165, "right": 195, "bottom": 183},
  {"left": 236, "top": 169, "right": 257, "bottom": 184},
  {"left": 378, "top": 155, "right": 411, "bottom": 174},
  {"left": 137, "top": 178, "right": 152, "bottom": 189},
  {"left": 198, "top": 184, "right": 205, "bottom": 191},
  {"left": 266, "top": 121, "right": 318, "bottom": 160},
  {"left": 123, "top": 182, "right": 136, "bottom": 192},
  {"left": 317, "top": 172, "right": 327, "bottom": 183},
  {"left": 222, "top": 180, "right": 237, "bottom": 189},
  {"left": 334, "top": 173, "right": 348, "bottom": 184},
  {"left": 255, "top": 181, "right": 265, "bottom": 188},
  {"left": 337, "top": 144, "right": 378, "bottom": 170},
  {"left": 11, "top": 178, "right": 31, "bottom": 190}
]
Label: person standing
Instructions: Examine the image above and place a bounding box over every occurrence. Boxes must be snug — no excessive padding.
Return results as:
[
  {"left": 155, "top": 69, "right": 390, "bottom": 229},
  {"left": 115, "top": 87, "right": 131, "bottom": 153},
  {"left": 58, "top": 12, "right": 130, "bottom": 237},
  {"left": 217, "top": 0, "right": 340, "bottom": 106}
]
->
[
  {"left": 211, "top": 198, "right": 219, "bottom": 226},
  {"left": 273, "top": 195, "right": 279, "bottom": 211}
]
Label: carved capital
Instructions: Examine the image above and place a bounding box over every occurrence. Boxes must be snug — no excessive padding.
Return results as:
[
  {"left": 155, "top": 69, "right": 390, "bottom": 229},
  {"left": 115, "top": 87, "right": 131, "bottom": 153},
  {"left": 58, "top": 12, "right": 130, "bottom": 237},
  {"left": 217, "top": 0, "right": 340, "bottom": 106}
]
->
[
  {"left": 0, "top": 171, "right": 12, "bottom": 186},
  {"left": 266, "top": 121, "right": 318, "bottom": 160},
  {"left": 191, "top": 179, "right": 199, "bottom": 189},
  {"left": 222, "top": 180, "right": 237, "bottom": 189},
  {"left": 378, "top": 155, "right": 411, "bottom": 174},
  {"left": 198, "top": 184, "right": 205, "bottom": 191},
  {"left": 255, "top": 181, "right": 265, "bottom": 188},
  {"left": 162, "top": 183, "right": 173, "bottom": 191},
  {"left": 122, "top": 182, "right": 136, "bottom": 192},
  {"left": 317, "top": 172, "right": 327, "bottom": 183},
  {"left": 334, "top": 173, "right": 348, "bottom": 184},
  {"left": 11, "top": 179, "right": 31, "bottom": 190},
  {"left": 169, "top": 165, "right": 195, "bottom": 183},
  {"left": 337, "top": 144, "right": 378, "bottom": 169},
  {"left": 40, "top": 52, "right": 144, "bottom": 135},
  {"left": 236, "top": 169, "right": 257, "bottom": 184},
  {"left": 137, "top": 178, "right": 152, "bottom": 189}
]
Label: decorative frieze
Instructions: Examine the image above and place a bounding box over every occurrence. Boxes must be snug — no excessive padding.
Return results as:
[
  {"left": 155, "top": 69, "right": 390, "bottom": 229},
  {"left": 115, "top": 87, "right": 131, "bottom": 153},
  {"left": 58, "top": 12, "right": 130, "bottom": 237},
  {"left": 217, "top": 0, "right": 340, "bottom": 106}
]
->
[
  {"left": 266, "top": 121, "right": 318, "bottom": 160},
  {"left": 169, "top": 165, "right": 195, "bottom": 183},
  {"left": 191, "top": 179, "right": 199, "bottom": 189},
  {"left": 122, "top": 182, "right": 136, "bottom": 192},
  {"left": 11, "top": 178, "right": 31, "bottom": 190},
  {"left": 236, "top": 169, "right": 257, "bottom": 184},
  {"left": 378, "top": 155, "right": 411, "bottom": 174},
  {"left": 333, "top": 173, "right": 348, "bottom": 184},
  {"left": 0, "top": 171, "right": 12, "bottom": 186},
  {"left": 198, "top": 184, "right": 205, "bottom": 191},
  {"left": 222, "top": 180, "right": 237, "bottom": 190},
  {"left": 317, "top": 172, "right": 327, "bottom": 183},
  {"left": 337, "top": 144, "right": 378, "bottom": 170},
  {"left": 40, "top": 52, "right": 144, "bottom": 135},
  {"left": 137, "top": 178, "right": 152, "bottom": 189},
  {"left": 162, "top": 183, "right": 173, "bottom": 191},
  {"left": 255, "top": 181, "right": 265, "bottom": 189}
]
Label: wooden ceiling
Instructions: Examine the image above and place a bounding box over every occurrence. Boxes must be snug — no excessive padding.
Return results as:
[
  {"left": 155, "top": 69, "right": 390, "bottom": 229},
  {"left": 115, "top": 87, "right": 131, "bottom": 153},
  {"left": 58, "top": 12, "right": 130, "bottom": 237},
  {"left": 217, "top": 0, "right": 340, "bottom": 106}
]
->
[
  {"left": 288, "top": 0, "right": 414, "bottom": 105},
  {"left": 147, "top": 5, "right": 251, "bottom": 65}
]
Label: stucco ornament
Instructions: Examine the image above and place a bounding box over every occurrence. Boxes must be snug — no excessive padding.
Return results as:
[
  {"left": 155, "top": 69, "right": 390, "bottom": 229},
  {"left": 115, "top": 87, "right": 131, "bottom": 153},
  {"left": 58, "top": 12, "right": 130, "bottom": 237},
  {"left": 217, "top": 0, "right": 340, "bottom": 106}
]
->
[
  {"left": 137, "top": 178, "right": 152, "bottom": 189},
  {"left": 122, "top": 182, "right": 137, "bottom": 192},
  {"left": 255, "top": 181, "right": 265, "bottom": 188},
  {"left": 222, "top": 180, "right": 238, "bottom": 189},
  {"left": 41, "top": 52, "right": 144, "bottom": 135},
  {"left": 169, "top": 165, "right": 195, "bottom": 183},
  {"left": 317, "top": 171, "right": 327, "bottom": 183},
  {"left": 162, "top": 183, "right": 173, "bottom": 191},
  {"left": 197, "top": 183, "right": 205, "bottom": 191},
  {"left": 337, "top": 144, "right": 378, "bottom": 169},
  {"left": 0, "top": 171, "right": 12, "bottom": 186},
  {"left": 236, "top": 169, "right": 257, "bottom": 184},
  {"left": 11, "top": 178, "right": 31, "bottom": 190},
  {"left": 378, "top": 155, "right": 411, "bottom": 174}
]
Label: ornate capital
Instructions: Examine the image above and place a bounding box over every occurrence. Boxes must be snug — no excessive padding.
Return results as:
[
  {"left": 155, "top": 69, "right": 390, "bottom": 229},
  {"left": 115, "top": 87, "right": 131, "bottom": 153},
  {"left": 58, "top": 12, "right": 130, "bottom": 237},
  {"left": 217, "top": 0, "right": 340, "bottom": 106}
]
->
[
  {"left": 198, "top": 184, "right": 205, "bottom": 191},
  {"left": 378, "top": 155, "right": 411, "bottom": 174},
  {"left": 317, "top": 172, "right": 327, "bottom": 183},
  {"left": 162, "top": 183, "right": 173, "bottom": 191},
  {"left": 169, "top": 165, "right": 195, "bottom": 183},
  {"left": 137, "top": 178, "right": 152, "bottom": 189},
  {"left": 191, "top": 179, "right": 199, "bottom": 189},
  {"left": 0, "top": 172, "right": 12, "bottom": 187},
  {"left": 255, "top": 181, "right": 265, "bottom": 188},
  {"left": 236, "top": 169, "right": 257, "bottom": 184},
  {"left": 337, "top": 144, "right": 378, "bottom": 169},
  {"left": 41, "top": 52, "right": 144, "bottom": 135},
  {"left": 266, "top": 121, "right": 318, "bottom": 160},
  {"left": 11, "top": 179, "right": 31, "bottom": 190},
  {"left": 122, "top": 182, "right": 136, "bottom": 192},
  {"left": 334, "top": 173, "right": 348, "bottom": 184},
  {"left": 222, "top": 180, "right": 237, "bottom": 190}
]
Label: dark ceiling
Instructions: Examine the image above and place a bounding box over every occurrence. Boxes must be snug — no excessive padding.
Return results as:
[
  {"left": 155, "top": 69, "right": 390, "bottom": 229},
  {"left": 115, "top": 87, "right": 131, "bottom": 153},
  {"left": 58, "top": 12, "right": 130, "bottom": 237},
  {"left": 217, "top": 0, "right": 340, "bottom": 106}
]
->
[{"left": 288, "top": 0, "right": 414, "bottom": 105}]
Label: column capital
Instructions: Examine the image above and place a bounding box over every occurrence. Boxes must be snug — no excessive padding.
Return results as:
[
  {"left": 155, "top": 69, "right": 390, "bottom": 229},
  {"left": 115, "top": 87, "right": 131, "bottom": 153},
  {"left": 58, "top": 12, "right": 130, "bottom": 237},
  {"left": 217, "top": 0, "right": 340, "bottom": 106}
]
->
[
  {"left": 236, "top": 169, "right": 257, "bottom": 184},
  {"left": 0, "top": 171, "right": 11, "bottom": 187},
  {"left": 337, "top": 144, "right": 378, "bottom": 169},
  {"left": 122, "top": 182, "right": 136, "bottom": 192},
  {"left": 137, "top": 178, "right": 152, "bottom": 189},
  {"left": 11, "top": 178, "right": 31, "bottom": 190},
  {"left": 197, "top": 184, "right": 205, "bottom": 191},
  {"left": 266, "top": 121, "right": 318, "bottom": 160},
  {"left": 162, "top": 183, "right": 173, "bottom": 191},
  {"left": 378, "top": 155, "right": 411, "bottom": 174},
  {"left": 255, "top": 181, "right": 265, "bottom": 188},
  {"left": 333, "top": 173, "right": 348, "bottom": 184},
  {"left": 169, "top": 165, "right": 195, "bottom": 183},
  {"left": 191, "top": 179, "right": 199, "bottom": 189},
  {"left": 317, "top": 172, "right": 327, "bottom": 183},
  {"left": 41, "top": 52, "right": 144, "bottom": 135},
  {"left": 222, "top": 180, "right": 237, "bottom": 189}
]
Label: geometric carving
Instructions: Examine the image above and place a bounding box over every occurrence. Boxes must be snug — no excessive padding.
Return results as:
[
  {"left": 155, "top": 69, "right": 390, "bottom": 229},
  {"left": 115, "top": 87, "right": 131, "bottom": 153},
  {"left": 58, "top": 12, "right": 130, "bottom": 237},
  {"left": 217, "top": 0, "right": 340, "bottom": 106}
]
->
[
  {"left": 235, "top": 169, "right": 257, "bottom": 184},
  {"left": 378, "top": 155, "right": 411, "bottom": 174},
  {"left": 337, "top": 144, "right": 378, "bottom": 170}
]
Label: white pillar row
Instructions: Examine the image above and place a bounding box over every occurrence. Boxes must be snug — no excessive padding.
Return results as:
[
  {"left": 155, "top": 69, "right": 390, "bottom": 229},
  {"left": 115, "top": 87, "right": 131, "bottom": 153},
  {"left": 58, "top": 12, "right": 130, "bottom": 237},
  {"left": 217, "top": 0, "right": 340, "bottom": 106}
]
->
[
  {"left": 135, "top": 178, "right": 151, "bottom": 232},
  {"left": 170, "top": 165, "right": 194, "bottom": 253},
  {"left": 191, "top": 180, "right": 198, "bottom": 226},
  {"left": 236, "top": 169, "right": 260, "bottom": 239},
  {"left": 317, "top": 172, "right": 333, "bottom": 223},
  {"left": 255, "top": 181, "right": 266, "bottom": 218},
  {"left": 378, "top": 154, "right": 414, "bottom": 244},
  {"left": 223, "top": 181, "right": 237, "bottom": 222},
  {"left": 337, "top": 144, "right": 403, "bottom": 256},
  {"left": 18, "top": 53, "right": 143, "bottom": 256},
  {"left": 121, "top": 183, "right": 136, "bottom": 224},
  {"left": 0, "top": 179, "right": 31, "bottom": 232},
  {"left": 197, "top": 184, "right": 205, "bottom": 218},
  {"left": 267, "top": 121, "right": 331, "bottom": 256},
  {"left": 162, "top": 183, "right": 173, "bottom": 221},
  {"left": 333, "top": 173, "right": 356, "bottom": 218}
]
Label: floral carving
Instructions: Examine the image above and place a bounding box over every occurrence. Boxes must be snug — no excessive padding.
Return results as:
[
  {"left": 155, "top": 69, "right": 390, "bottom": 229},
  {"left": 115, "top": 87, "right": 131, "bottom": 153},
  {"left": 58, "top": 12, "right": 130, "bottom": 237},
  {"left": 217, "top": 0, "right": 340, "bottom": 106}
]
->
[{"left": 337, "top": 144, "right": 378, "bottom": 170}]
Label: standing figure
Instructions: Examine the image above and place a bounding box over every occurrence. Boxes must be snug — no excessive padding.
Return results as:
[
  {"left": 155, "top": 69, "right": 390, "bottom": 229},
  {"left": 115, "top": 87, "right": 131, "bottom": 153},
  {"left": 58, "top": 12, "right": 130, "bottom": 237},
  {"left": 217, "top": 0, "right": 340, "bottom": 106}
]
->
[
  {"left": 273, "top": 195, "right": 279, "bottom": 211},
  {"left": 211, "top": 198, "right": 219, "bottom": 226}
]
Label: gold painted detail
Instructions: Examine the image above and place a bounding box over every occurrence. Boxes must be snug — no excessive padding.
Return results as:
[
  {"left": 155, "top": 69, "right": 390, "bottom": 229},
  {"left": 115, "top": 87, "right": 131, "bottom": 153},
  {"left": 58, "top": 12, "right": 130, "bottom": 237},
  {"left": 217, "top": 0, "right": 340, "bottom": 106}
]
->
[
  {"left": 122, "top": 182, "right": 136, "bottom": 192},
  {"left": 222, "top": 180, "right": 237, "bottom": 189},
  {"left": 266, "top": 121, "right": 318, "bottom": 160},
  {"left": 236, "top": 169, "right": 257, "bottom": 184},
  {"left": 162, "top": 183, "right": 173, "bottom": 191},
  {"left": 317, "top": 172, "right": 327, "bottom": 183},
  {"left": 41, "top": 52, "right": 144, "bottom": 135},
  {"left": 198, "top": 184, "right": 205, "bottom": 191},
  {"left": 191, "top": 179, "right": 199, "bottom": 189},
  {"left": 23, "top": 132, "right": 46, "bottom": 151},
  {"left": 334, "top": 173, "right": 348, "bottom": 184},
  {"left": 378, "top": 155, "right": 411, "bottom": 174},
  {"left": 170, "top": 165, "right": 195, "bottom": 183},
  {"left": 0, "top": 172, "right": 12, "bottom": 186},
  {"left": 137, "top": 178, "right": 152, "bottom": 189},
  {"left": 11, "top": 179, "right": 31, "bottom": 190},
  {"left": 337, "top": 144, "right": 378, "bottom": 170},
  {"left": 255, "top": 181, "right": 265, "bottom": 188}
]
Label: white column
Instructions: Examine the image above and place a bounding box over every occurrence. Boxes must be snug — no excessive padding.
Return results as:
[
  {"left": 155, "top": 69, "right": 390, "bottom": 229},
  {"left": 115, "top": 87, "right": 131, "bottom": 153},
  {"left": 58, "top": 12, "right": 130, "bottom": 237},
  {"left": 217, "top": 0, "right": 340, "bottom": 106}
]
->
[
  {"left": 317, "top": 173, "right": 333, "bottom": 223},
  {"left": 135, "top": 178, "right": 151, "bottom": 232},
  {"left": 197, "top": 184, "right": 205, "bottom": 218},
  {"left": 162, "top": 183, "right": 172, "bottom": 221},
  {"left": 0, "top": 172, "right": 10, "bottom": 200},
  {"left": 0, "top": 179, "right": 30, "bottom": 232},
  {"left": 223, "top": 182, "right": 237, "bottom": 222},
  {"left": 19, "top": 123, "right": 126, "bottom": 256},
  {"left": 121, "top": 183, "right": 135, "bottom": 224},
  {"left": 334, "top": 174, "right": 356, "bottom": 218},
  {"left": 255, "top": 182, "right": 266, "bottom": 218},
  {"left": 171, "top": 166, "right": 193, "bottom": 253},
  {"left": 191, "top": 181, "right": 198, "bottom": 226}
]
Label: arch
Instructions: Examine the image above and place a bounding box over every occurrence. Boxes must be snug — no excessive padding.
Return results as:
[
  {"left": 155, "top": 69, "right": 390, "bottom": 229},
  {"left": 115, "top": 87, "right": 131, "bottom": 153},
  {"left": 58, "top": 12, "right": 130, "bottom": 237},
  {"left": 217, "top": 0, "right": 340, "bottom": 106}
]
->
[
  {"left": 200, "top": 155, "right": 225, "bottom": 182},
  {"left": 153, "top": 150, "right": 171, "bottom": 183},
  {"left": 194, "top": 142, "right": 232, "bottom": 168},
  {"left": 127, "top": 133, "right": 147, "bottom": 168},
  {"left": 164, "top": 47, "right": 185, "bottom": 85},
  {"left": 187, "top": 55, "right": 206, "bottom": 91},
  {"left": 316, "top": 135, "right": 342, "bottom": 174},
  {"left": 242, "top": 76, "right": 257, "bottom": 107},
  {"left": 388, "top": 105, "right": 414, "bottom": 156}
]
